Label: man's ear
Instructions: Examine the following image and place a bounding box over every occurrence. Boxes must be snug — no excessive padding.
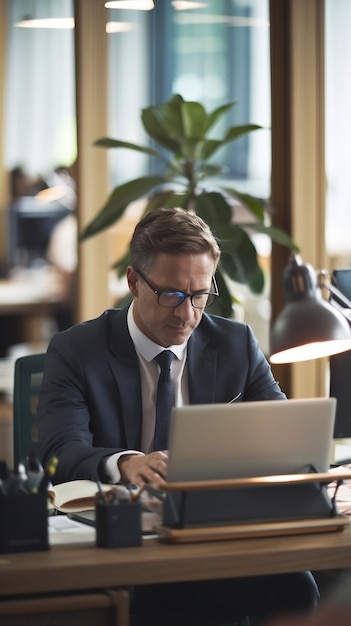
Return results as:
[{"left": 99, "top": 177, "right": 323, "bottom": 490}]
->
[{"left": 127, "top": 266, "right": 138, "bottom": 296}]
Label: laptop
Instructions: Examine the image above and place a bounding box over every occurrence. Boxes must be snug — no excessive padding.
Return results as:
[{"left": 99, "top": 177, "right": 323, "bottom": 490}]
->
[{"left": 166, "top": 398, "right": 337, "bottom": 482}]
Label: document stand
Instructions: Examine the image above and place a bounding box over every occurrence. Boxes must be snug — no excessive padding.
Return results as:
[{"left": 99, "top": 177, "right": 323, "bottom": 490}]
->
[{"left": 155, "top": 469, "right": 351, "bottom": 543}]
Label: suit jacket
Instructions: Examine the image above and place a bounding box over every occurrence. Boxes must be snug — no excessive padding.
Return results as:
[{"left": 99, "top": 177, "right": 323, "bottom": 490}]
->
[{"left": 37, "top": 307, "right": 286, "bottom": 483}]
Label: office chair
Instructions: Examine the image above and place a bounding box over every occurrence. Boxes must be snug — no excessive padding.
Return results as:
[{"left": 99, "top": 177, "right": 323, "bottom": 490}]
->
[{"left": 13, "top": 352, "right": 46, "bottom": 468}]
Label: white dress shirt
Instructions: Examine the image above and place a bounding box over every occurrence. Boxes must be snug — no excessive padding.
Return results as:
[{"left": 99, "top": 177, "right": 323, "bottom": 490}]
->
[{"left": 105, "top": 302, "right": 188, "bottom": 482}]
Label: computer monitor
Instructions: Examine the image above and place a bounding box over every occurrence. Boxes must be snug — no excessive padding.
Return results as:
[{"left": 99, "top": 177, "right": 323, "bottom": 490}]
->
[
  {"left": 329, "top": 268, "right": 351, "bottom": 438},
  {"left": 7, "top": 196, "right": 71, "bottom": 268}
]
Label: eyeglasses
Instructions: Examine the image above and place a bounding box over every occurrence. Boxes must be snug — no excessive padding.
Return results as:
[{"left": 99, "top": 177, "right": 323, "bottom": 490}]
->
[{"left": 135, "top": 268, "right": 219, "bottom": 309}]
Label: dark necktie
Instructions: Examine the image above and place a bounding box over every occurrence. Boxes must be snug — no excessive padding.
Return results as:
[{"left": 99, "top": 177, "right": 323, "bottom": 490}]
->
[{"left": 154, "top": 350, "right": 175, "bottom": 450}]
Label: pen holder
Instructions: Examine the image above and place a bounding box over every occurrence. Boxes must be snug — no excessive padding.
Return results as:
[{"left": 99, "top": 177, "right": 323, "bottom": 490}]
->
[
  {"left": 0, "top": 492, "right": 49, "bottom": 554},
  {"left": 96, "top": 500, "right": 142, "bottom": 548}
]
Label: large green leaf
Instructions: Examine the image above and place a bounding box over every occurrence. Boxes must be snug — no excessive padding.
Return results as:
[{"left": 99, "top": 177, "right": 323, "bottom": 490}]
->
[
  {"left": 205, "top": 102, "right": 236, "bottom": 133},
  {"left": 141, "top": 107, "right": 181, "bottom": 153},
  {"left": 219, "top": 226, "right": 260, "bottom": 285},
  {"left": 94, "top": 137, "right": 160, "bottom": 158},
  {"left": 248, "top": 265, "right": 265, "bottom": 294},
  {"left": 224, "top": 123, "right": 263, "bottom": 142},
  {"left": 180, "top": 138, "right": 203, "bottom": 161},
  {"left": 150, "top": 95, "right": 209, "bottom": 141},
  {"left": 194, "top": 192, "right": 232, "bottom": 231},
  {"left": 143, "top": 190, "right": 190, "bottom": 213},
  {"left": 143, "top": 190, "right": 181, "bottom": 214},
  {"left": 241, "top": 222, "right": 300, "bottom": 252},
  {"left": 196, "top": 124, "right": 263, "bottom": 161},
  {"left": 163, "top": 192, "right": 190, "bottom": 210},
  {"left": 159, "top": 99, "right": 185, "bottom": 138},
  {"left": 224, "top": 188, "right": 267, "bottom": 222},
  {"left": 197, "top": 138, "right": 228, "bottom": 161},
  {"left": 80, "top": 176, "right": 166, "bottom": 240},
  {"left": 181, "top": 101, "right": 208, "bottom": 138}
]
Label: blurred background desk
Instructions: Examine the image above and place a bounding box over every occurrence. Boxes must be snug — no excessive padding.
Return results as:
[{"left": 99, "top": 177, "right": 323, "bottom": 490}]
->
[{"left": 0, "top": 266, "right": 63, "bottom": 335}]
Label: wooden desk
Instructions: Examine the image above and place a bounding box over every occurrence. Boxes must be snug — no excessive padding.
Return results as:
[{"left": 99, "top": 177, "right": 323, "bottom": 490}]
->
[
  {"left": 1, "top": 525, "right": 351, "bottom": 597},
  {"left": 0, "top": 523, "right": 351, "bottom": 624}
]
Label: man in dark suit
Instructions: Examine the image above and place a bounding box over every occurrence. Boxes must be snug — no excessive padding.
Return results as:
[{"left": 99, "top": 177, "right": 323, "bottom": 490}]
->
[{"left": 37, "top": 207, "right": 319, "bottom": 625}]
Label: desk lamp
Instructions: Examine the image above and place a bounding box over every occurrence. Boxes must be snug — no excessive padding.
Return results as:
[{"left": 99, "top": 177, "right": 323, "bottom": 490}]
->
[{"left": 270, "top": 255, "right": 351, "bottom": 364}]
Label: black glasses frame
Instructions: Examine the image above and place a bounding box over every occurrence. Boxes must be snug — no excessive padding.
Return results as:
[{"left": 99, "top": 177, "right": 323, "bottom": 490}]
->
[{"left": 134, "top": 268, "right": 219, "bottom": 309}]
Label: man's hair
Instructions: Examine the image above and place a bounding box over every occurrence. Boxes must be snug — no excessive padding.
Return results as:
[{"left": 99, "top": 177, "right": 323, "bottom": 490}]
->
[{"left": 130, "top": 207, "right": 221, "bottom": 273}]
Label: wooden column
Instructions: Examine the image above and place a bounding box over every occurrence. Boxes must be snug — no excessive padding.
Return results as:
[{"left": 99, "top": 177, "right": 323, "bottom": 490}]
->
[
  {"left": 270, "top": 0, "right": 293, "bottom": 397},
  {"left": 74, "top": 0, "right": 111, "bottom": 322},
  {"left": 270, "top": 0, "right": 326, "bottom": 398},
  {"left": 0, "top": 0, "right": 9, "bottom": 266}
]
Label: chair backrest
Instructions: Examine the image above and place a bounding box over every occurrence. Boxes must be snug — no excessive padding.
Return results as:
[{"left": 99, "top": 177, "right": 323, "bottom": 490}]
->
[{"left": 13, "top": 353, "right": 46, "bottom": 468}]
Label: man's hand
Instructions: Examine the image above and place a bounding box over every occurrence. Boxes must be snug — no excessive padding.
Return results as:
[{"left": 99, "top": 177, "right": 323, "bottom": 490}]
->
[{"left": 118, "top": 451, "right": 168, "bottom": 488}]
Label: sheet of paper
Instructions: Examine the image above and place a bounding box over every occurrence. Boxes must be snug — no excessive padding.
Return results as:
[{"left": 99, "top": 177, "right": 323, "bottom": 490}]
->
[
  {"left": 49, "top": 514, "right": 95, "bottom": 544},
  {"left": 48, "top": 511, "right": 160, "bottom": 544}
]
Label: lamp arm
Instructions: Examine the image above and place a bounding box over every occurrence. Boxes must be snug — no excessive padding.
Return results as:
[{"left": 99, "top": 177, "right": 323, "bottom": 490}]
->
[
  {"left": 327, "top": 283, "right": 351, "bottom": 310},
  {"left": 316, "top": 270, "right": 351, "bottom": 309}
]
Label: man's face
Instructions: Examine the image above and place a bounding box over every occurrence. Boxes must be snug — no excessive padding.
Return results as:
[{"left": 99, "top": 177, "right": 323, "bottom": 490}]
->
[{"left": 127, "top": 252, "right": 216, "bottom": 347}]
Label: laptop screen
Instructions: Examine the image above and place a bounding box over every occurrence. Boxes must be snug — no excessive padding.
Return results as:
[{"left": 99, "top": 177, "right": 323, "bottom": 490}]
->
[{"left": 166, "top": 398, "right": 336, "bottom": 482}]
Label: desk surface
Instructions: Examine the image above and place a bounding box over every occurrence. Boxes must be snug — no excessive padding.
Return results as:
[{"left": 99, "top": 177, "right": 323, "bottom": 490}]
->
[{"left": 1, "top": 525, "right": 351, "bottom": 598}]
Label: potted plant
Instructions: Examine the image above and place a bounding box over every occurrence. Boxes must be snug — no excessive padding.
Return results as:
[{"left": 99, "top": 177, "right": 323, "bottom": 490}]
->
[{"left": 80, "top": 94, "right": 298, "bottom": 317}]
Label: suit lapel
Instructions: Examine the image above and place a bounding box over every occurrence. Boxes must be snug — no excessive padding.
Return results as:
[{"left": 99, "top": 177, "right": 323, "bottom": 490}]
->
[
  {"left": 187, "top": 324, "right": 217, "bottom": 404},
  {"left": 107, "top": 308, "right": 143, "bottom": 450}
]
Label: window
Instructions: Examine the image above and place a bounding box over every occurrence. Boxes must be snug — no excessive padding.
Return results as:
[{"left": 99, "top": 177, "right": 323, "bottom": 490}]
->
[
  {"left": 325, "top": 0, "right": 351, "bottom": 262},
  {"left": 107, "top": 0, "right": 271, "bottom": 349},
  {"left": 4, "top": 0, "right": 76, "bottom": 176},
  {"left": 107, "top": 0, "right": 270, "bottom": 194}
]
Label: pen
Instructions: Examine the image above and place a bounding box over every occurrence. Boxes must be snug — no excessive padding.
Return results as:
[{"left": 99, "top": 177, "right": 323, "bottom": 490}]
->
[
  {"left": 5, "top": 463, "right": 28, "bottom": 495},
  {"left": 144, "top": 483, "right": 166, "bottom": 501},
  {"left": 126, "top": 483, "right": 145, "bottom": 502},
  {"left": 26, "top": 452, "right": 44, "bottom": 493},
  {"left": 96, "top": 479, "right": 107, "bottom": 502}
]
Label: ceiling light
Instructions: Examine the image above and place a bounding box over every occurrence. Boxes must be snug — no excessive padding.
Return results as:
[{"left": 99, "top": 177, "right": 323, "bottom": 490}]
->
[
  {"left": 172, "top": 1, "right": 208, "bottom": 9},
  {"left": 106, "top": 21, "right": 135, "bottom": 33},
  {"left": 105, "top": 1, "right": 154, "bottom": 10},
  {"left": 173, "top": 14, "right": 269, "bottom": 26},
  {"left": 15, "top": 17, "right": 75, "bottom": 29}
]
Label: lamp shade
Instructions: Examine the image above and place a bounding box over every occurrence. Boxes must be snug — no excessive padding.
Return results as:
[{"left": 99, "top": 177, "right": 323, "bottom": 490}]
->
[{"left": 270, "top": 256, "right": 351, "bottom": 364}]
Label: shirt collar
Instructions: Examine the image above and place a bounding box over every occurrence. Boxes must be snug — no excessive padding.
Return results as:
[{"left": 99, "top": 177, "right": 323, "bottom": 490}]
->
[{"left": 127, "top": 302, "right": 187, "bottom": 362}]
